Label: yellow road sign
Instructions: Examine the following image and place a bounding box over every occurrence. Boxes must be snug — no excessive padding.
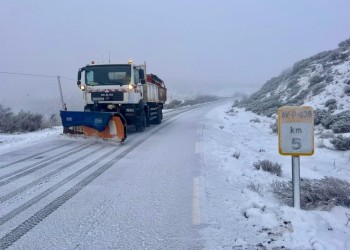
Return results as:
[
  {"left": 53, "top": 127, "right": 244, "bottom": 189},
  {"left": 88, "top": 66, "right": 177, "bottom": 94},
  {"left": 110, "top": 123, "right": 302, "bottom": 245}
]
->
[{"left": 278, "top": 106, "right": 314, "bottom": 156}]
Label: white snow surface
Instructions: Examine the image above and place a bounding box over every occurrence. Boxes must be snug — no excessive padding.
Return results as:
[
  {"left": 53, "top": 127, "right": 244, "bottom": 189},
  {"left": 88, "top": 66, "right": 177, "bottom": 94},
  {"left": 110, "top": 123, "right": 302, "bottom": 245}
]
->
[
  {"left": 199, "top": 103, "right": 350, "bottom": 249},
  {"left": 0, "top": 127, "right": 62, "bottom": 154},
  {"left": 1, "top": 103, "right": 350, "bottom": 249}
]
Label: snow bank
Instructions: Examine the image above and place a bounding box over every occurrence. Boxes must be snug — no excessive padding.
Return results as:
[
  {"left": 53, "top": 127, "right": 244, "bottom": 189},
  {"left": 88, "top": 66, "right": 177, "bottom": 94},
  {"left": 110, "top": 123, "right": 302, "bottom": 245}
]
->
[{"left": 199, "top": 103, "right": 350, "bottom": 249}]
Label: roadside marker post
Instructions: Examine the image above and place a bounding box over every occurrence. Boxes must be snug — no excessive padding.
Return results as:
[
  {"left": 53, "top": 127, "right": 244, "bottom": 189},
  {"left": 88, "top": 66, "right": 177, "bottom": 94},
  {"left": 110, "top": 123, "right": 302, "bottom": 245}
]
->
[{"left": 278, "top": 106, "right": 314, "bottom": 209}]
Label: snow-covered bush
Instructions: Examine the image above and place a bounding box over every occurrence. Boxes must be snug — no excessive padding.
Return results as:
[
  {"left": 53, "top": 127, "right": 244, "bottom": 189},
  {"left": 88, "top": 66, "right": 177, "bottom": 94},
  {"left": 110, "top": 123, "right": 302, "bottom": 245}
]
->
[
  {"left": 250, "top": 117, "right": 261, "bottom": 123},
  {"left": 0, "top": 105, "right": 54, "bottom": 133},
  {"left": 232, "top": 151, "right": 240, "bottom": 159},
  {"left": 321, "top": 111, "right": 350, "bottom": 132},
  {"left": 291, "top": 58, "right": 310, "bottom": 75},
  {"left": 327, "top": 103, "right": 338, "bottom": 111},
  {"left": 309, "top": 74, "right": 325, "bottom": 86},
  {"left": 318, "top": 130, "right": 334, "bottom": 139},
  {"left": 311, "top": 82, "right": 326, "bottom": 96},
  {"left": 344, "top": 85, "right": 350, "bottom": 96},
  {"left": 269, "top": 120, "right": 278, "bottom": 133},
  {"left": 249, "top": 97, "right": 282, "bottom": 117},
  {"left": 330, "top": 120, "right": 350, "bottom": 134},
  {"left": 271, "top": 177, "right": 350, "bottom": 210},
  {"left": 288, "top": 82, "right": 301, "bottom": 96},
  {"left": 339, "top": 38, "right": 350, "bottom": 51},
  {"left": 330, "top": 135, "right": 350, "bottom": 151},
  {"left": 0, "top": 104, "right": 16, "bottom": 133},
  {"left": 226, "top": 107, "right": 238, "bottom": 116},
  {"left": 253, "top": 160, "right": 282, "bottom": 176},
  {"left": 287, "top": 76, "right": 299, "bottom": 88},
  {"left": 233, "top": 99, "right": 239, "bottom": 107},
  {"left": 321, "top": 115, "right": 334, "bottom": 129},
  {"left": 325, "top": 98, "right": 337, "bottom": 108},
  {"left": 294, "top": 90, "right": 309, "bottom": 103},
  {"left": 15, "top": 111, "right": 43, "bottom": 132},
  {"left": 164, "top": 99, "right": 182, "bottom": 109},
  {"left": 325, "top": 74, "right": 334, "bottom": 83},
  {"left": 248, "top": 182, "right": 262, "bottom": 193},
  {"left": 331, "top": 111, "right": 350, "bottom": 133},
  {"left": 314, "top": 109, "right": 329, "bottom": 125}
]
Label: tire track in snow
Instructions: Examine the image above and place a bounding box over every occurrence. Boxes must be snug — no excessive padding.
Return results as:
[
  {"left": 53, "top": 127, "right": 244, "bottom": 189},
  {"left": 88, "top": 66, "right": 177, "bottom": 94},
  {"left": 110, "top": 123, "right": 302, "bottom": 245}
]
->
[
  {"left": 0, "top": 144, "right": 104, "bottom": 204},
  {"left": 0, "top": 141, "right": 75, "bottom": 169},
  {"left": 0, "top": 146, "right": 118, "bottom": 227},
  {"left": 71, "top": 152, "right": 146, "bottom": 250},
  {"left": 0, "top": 117, "right": 174, "bottom": 249},
  {"left": 0, "top": 143, "right": 93, "bottom": 184}
]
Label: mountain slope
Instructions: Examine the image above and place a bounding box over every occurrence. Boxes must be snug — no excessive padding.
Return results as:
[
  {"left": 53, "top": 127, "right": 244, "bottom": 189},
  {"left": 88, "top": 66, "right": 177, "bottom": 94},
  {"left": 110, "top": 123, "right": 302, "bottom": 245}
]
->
[{"left": 239, "top": 38, "right": 350, "bottom": 118}]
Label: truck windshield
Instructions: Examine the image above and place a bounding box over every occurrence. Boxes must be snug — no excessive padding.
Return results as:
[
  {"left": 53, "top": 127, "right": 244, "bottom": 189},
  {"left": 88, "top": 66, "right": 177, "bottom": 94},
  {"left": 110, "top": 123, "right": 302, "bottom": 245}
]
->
[{"left": 85, "top": 65, "right": 131, "bottom": 86}]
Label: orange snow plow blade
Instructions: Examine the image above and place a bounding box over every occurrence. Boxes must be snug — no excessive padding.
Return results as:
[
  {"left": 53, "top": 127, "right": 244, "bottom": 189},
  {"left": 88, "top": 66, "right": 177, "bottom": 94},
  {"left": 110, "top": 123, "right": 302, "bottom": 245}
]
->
[
  {"left": 83, "top": 116, "right": 126, "bottom": 140},
  {"left": 60, "top": 111, "right": 127, "bottom": 142}
]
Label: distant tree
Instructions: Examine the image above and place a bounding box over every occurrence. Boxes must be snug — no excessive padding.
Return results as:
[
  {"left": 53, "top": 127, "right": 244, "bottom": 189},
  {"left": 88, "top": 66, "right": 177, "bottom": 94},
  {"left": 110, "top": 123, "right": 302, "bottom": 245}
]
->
[
  {"left": 0, "top": 105, "right": 16, "bottom": 133},
  {"left": 0, "top": 104, "right": 54, "bottom": 133},
  {"left": 15, "top": 111, "right": 43, "bottom": 132}
]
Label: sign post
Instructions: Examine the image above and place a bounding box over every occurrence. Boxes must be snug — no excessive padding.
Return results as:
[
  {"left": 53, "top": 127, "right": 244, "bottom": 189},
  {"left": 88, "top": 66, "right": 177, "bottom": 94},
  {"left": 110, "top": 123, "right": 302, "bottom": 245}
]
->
[
  {"left": 292, "top": 156, "right": 301, "bottom": 209},
  {"left": 278, "top": 106, "right": 314, "bottom": 209}
]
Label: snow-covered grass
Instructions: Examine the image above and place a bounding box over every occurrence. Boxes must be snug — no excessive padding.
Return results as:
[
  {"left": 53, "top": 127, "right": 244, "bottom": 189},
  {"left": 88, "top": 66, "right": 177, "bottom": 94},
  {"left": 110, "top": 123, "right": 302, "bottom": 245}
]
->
[{"left": 200, "top": 103, "right": 350, "bottom": 249}]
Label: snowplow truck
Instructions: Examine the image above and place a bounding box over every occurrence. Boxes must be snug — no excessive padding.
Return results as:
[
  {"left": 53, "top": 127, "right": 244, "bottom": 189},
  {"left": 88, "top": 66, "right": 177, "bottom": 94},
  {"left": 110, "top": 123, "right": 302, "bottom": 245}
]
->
[{"left": 60, "top": 61, "right": 166, "bottom": 141}]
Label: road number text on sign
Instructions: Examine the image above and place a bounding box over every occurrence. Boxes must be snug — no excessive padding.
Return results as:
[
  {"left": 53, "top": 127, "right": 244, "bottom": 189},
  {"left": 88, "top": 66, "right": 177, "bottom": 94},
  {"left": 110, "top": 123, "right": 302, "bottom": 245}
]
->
[{"left": 278, "top": 106, "right": 314, "bottom": 156}]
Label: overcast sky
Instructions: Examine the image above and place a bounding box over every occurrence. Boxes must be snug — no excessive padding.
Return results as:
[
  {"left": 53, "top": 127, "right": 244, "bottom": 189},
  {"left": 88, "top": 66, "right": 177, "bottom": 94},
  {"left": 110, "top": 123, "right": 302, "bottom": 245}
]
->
[{"left": 0, "top": 0, "right": 350, "bottom": 110}]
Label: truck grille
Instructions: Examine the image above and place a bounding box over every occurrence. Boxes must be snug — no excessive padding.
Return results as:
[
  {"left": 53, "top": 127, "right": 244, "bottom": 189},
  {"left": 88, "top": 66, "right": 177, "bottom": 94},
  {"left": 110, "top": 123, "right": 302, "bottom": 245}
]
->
[{"left": 91, "top": 92, "right": 124, "bottom": 101}]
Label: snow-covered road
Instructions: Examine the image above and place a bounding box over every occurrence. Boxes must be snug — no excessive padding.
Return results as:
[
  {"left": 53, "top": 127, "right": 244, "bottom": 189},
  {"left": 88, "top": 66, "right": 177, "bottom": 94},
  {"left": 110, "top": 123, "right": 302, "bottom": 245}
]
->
[{"left": 0, "top": 103, "right": 220, "bottom": 249}]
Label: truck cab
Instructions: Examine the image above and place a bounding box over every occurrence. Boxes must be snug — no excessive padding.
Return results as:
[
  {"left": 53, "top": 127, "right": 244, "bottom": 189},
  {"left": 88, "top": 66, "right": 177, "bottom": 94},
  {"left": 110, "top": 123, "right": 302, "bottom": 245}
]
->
[{"left": 77, "top": 62, "right": 166, "bottom": 131}]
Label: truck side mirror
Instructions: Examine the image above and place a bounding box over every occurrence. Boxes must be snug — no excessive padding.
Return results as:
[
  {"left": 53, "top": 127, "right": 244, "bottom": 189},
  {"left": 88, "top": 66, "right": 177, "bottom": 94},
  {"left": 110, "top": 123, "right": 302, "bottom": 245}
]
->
[{"left": 77, "top": 67, "right": 85, "bottom": 86}]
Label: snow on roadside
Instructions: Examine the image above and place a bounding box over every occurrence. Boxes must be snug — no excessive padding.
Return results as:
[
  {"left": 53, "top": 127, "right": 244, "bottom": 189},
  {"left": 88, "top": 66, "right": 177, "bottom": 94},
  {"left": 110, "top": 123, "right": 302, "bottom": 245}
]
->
[
  {"left": 199, "top": 103, "right": 350, "bottom": 249},
  {"left": 0, "top": 126, "right": 62, "bottom": 154}
]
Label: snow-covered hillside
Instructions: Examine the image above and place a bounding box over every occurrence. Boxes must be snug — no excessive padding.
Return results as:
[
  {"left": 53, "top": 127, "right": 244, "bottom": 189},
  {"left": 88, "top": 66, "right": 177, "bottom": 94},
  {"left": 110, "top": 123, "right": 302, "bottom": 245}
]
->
[{"left": 239, "top": 38, "right": 350, "bottom": 117}]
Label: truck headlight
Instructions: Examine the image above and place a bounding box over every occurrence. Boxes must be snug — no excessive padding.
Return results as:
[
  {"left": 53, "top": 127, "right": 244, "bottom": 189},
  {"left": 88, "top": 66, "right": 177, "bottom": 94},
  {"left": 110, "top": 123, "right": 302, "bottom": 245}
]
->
[
  {"left": 128, "top": 84, "right": 134, "bottom": 90},
  {"left": 80, "top": 85, "right": 86, "bottom": 91}
]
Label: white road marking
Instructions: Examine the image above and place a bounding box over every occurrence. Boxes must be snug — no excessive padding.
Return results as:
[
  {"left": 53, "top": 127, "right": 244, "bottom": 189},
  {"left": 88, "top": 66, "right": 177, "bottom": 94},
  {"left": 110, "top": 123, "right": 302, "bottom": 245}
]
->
[{"left": 192, "top": 177, "right": 201, "bottom": 225}]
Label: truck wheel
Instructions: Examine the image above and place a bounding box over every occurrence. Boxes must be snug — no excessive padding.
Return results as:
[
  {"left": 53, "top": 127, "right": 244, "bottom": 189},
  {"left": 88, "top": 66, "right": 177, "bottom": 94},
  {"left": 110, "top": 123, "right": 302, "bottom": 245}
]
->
[
  {"left": 135, "top": 110, "right": 146, "bottom": 132},
  {"left": 155, "top": 107, "right": 162, "bottom": 124},
  {"left": 63, "top": 127, "right": 70, "bottom": 134},
  {"left": 146, "top": 111, "right": 150, "bottom": 127}
]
